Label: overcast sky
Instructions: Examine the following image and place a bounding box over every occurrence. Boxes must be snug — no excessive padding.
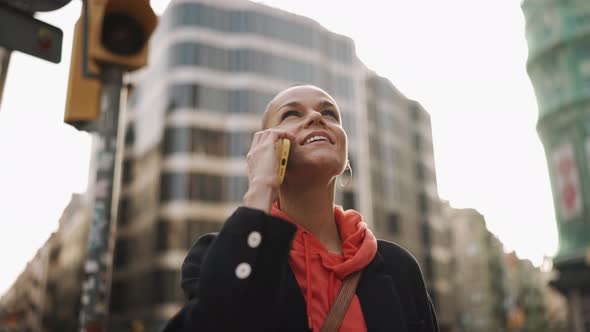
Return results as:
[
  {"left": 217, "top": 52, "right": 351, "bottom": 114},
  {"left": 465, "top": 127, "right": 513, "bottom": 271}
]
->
[{"left": 0, "top": 0, "right": 557, "bottom": 295}]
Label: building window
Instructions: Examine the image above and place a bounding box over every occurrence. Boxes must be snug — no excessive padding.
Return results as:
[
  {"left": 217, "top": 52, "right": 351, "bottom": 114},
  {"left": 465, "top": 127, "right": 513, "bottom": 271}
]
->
[
  {"left": 164, "top": 85, "right": 273, "bottom": 115},
  {"left": 169, "top": 3, "right": 354, "bottom": 65},
  {"left": 416, "top": 161, "right": 425, "bottom": 181},
  {"left": 161, "top": 172, "right": 248, "bottom": 203},
  {"left": 160, "top": 173, "right": 190, "bottom": 201},
  {"left": 163, "top": 126, "right": 255, "bottom": 158},
  {"left": 413, "top": 133, "right": 422, "bottom": 152},
  {"left": 229, "top": 131, "right": 254, "bottom": 158},
  {"left": 110, "top": 281, "right": 127, "bottom": 312},
  {"left": 420, "top": 222, "right": 431, "bottom": 246},
  {"left": 386, "top": 213, "right": 400, "bottom": 235},
  {"left": 113, "top": 239, "right": 129, "bottom": 267},
  {"left": 163, "top": 127, "right": 192, "bottom": 155},
  {"left": 155, "top": 221, "right": 168, "bottom": 253},
  {"left": 128, "top": 273, "right": 153, "bottom": 308},
  {"left": 342, "top": 191, "right": 355, "bottom": 210},
  {"left": 156, "top": 220, "right": 187, "bottom": 252},
  {"left": 423, "top": 253, "right": 434, "bottom": 281},
  {"left": 124, "top": 125, "right": 135, "bottom": 145},
  {"left": 410, "top": 103, "right": 421, "bottom": 122},
  {"left": 118, "top": 198, "right": 130, "bottom": 226},
  {"left": 166, "top": 42, "right": 353, "bottom": 100},
  {"left": 418, "top": 192, "right": 429, "bottom": 215},
  {"left": 153, "top": 269, "right": 183, "bottom": 304},
  {"left": 122, "top": 159, "right": 133, "bottom": 185},
  {"left": 226, "top": 175, "right": 248, "bottom": 202},
  {"left": 49, "top": 246, "right": 61, "bottom": 264}
]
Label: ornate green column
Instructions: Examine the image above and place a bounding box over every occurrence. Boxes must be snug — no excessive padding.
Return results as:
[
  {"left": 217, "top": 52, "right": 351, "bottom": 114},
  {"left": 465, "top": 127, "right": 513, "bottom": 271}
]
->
[{"left": 523, "top": 0, "right": 590, "bottom": 330}]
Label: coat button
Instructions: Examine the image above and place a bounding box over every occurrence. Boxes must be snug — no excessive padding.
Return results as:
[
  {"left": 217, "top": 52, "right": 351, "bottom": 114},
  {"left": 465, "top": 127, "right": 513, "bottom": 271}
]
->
[
  {"left": 247, "top": 231, "right": 262, "bottom": 248},
  {"left": 235, "top": 262, "right": 252, "bottom": 279}
]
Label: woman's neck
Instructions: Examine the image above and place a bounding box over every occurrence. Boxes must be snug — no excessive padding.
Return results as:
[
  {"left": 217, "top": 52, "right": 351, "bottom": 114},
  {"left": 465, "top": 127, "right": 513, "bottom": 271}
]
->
[{"left": 278, "top": 178, "right": 342, "bottom": 254}]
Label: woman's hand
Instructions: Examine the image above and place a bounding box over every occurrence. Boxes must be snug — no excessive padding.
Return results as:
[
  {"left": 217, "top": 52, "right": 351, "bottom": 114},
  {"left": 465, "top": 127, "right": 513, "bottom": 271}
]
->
[{"left": 242, "top": 129, "right": 296, "bottom": 213}]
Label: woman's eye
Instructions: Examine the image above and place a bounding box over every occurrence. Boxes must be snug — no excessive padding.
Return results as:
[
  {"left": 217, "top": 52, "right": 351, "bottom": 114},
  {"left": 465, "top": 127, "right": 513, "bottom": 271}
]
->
[
  {"left": 322, "top": 110, "right": 339, "bottom": 120},
  {"left": 281, "top": 110, "right": 299, "bottom": 120}
]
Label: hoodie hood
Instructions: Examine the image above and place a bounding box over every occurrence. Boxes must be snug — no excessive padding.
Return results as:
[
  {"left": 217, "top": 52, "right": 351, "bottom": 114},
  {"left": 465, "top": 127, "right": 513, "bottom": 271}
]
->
[{"left": 271, "top": 202, "right": 377, "bottom": 331}]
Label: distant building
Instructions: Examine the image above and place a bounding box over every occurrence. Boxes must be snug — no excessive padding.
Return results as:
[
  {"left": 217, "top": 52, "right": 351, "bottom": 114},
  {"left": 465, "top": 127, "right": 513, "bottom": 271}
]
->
[
  {"left": 0, "top": 243, "right": 49, "bottom": 332},
  {"left": 448, "top": 207, "right": 507, "bottom": 332},
  {"left": 363, "top": 75, "right": 455, "bottom": 331},
  {"left": 0, "top": 194, "right": 89, "bottom": 332},
  {"left": 504, "top": 252, "right": 569, "bottom": 332},
  {"left": 538, "top": 258, "right": 569, "bottom": 332},
  {"left": 522, "top": 0, "right": 590, "bottom": 330}
]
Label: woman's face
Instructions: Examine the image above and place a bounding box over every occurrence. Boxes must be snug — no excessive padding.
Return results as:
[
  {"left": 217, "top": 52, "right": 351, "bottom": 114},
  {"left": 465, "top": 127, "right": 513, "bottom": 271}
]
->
[{"left": 264, "top": 85, "right": 348, "bottom": 178}]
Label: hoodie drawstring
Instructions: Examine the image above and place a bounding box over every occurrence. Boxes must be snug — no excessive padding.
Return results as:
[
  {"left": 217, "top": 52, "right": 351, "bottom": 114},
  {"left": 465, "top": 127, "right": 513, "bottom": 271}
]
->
[{"left": 303, "top": 231, "right": 313, "bottom": 330}]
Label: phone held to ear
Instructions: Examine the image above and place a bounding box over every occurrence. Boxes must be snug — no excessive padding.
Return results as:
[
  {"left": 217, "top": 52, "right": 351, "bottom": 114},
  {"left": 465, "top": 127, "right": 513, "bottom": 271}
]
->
[{"left": 276, "top": 138, "right": 290, "bottom": 184}]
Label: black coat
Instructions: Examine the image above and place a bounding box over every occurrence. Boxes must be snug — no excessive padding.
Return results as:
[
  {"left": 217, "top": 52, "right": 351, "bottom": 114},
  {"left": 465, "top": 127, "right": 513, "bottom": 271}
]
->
[{"left": 163, "top": 207, "right": 439, "bottom": 332}]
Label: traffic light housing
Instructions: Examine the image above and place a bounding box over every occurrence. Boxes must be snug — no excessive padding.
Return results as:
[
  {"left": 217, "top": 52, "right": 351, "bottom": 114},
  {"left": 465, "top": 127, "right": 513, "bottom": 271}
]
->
[
  {"left": 87, "top": 0, "right": 157, "bottom": 70},
  {"left": 64, "top": 0, "right": 158, "bottom": 131},
  {"left": 64, "top": 17, "right": 101, "bottom": 131}
]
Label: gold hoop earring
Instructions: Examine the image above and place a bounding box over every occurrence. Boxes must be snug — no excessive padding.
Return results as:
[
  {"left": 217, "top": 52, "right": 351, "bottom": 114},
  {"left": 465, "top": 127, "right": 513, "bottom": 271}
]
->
[{"left": 339, "top": 160, "right": 352, "bottom": 188}]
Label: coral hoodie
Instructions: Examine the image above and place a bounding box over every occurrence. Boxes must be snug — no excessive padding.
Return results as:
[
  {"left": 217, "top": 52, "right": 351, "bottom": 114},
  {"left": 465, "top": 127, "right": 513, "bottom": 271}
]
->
[{"left": 271, "top": 202, "right": 378, "bottom": 332}]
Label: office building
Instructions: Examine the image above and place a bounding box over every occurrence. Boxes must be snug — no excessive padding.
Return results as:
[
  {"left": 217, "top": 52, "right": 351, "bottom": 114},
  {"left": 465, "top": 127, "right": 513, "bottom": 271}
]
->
[{"left": 449, "top": 208, "right": 507, "bottom": 332}]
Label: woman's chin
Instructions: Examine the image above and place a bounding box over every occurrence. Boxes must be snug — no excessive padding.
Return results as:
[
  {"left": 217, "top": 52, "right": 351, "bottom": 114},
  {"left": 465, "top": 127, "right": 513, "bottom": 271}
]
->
[{"left": 288, "top": 158, "right": 343, "bottom": 178}]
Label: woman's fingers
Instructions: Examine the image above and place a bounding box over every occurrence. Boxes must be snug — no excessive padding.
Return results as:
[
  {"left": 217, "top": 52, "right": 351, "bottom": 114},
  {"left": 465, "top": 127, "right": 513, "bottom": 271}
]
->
[
  {"left": 243, "top": 129, "right": 295, "bottom": 212},
  {"left": 252, "top": 129, "right": 296, "bottom": 146},
  {"left": 245, "top": 129, "right": 295, "bottom": 187}
]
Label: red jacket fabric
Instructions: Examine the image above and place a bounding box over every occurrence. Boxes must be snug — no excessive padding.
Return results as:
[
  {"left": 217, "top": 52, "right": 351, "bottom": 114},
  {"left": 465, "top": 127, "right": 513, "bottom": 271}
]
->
[{"left": 271, "top": 203, "right": 378, "bottom": 332}]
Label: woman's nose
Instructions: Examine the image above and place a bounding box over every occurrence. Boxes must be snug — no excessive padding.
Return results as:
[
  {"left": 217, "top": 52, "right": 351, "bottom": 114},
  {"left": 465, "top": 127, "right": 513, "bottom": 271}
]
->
[{"left": 304, "top": 111, "right": 326, "bottom": 127}]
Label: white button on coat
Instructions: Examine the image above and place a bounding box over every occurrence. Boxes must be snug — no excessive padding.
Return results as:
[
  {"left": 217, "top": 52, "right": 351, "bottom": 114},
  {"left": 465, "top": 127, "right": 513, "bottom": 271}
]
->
[
  {"left": 235, "top": 262, "right": 252, "bottom": 279},
  {"left": 247, "top": 231, "right": 262, "bottom": 248}
]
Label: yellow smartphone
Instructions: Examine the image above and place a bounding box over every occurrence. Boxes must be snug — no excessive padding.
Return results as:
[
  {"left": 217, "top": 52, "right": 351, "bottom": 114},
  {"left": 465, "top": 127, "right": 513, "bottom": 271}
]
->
[{"left": 276, "top": 138, "right": 290, "bottom": 184}]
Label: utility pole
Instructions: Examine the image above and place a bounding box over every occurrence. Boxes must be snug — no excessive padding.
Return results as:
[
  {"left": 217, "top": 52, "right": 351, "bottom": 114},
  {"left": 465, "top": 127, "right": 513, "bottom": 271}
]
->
[{"left": 79, "top": 66, "right": 124, "bottom": 332}]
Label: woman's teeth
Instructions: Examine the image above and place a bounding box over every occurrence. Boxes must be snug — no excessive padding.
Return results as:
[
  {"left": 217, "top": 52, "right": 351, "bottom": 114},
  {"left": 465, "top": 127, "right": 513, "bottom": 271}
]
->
[{"left": 305, "top": 136, "right": 329, "bottom": 145}]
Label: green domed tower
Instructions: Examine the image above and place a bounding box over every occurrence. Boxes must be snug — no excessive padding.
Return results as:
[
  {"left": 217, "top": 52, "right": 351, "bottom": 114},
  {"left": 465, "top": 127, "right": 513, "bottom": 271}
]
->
[{"left": 523, "top": 0, "right": 590, "bottom": 330}]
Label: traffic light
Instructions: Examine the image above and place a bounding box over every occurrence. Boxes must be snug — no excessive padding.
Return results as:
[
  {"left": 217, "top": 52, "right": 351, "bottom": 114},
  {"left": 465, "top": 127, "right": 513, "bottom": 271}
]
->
[
  {"left": 64, "top": 0, "right": 158, "bottom": 131},
  {"left": 64, "top": 16, "right": 101, "bottom": 131},
  {"left": 87, "top": 0, "right": 157, "bottom": 70}
]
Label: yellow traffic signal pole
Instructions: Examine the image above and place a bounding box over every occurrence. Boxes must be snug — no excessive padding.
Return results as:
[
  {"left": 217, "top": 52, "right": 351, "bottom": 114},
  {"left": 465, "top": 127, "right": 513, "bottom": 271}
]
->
[
  {"left": 76, "top": 1, "right": 120, "bottom": 329},
  {"left": 78, "top": 1, "right": 124, "bottom": 330},
  {"left": 79, "top": 65, "right": 124, "bottom": 332}
]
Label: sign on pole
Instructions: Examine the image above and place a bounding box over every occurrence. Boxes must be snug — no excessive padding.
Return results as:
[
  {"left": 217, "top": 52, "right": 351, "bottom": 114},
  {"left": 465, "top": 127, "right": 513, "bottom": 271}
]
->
[
  {"left": 0, "top": 0, "right": 72, "bottom": 12},
  {"left": 0, "top": 4, "right": 62, "bottom": 63}
]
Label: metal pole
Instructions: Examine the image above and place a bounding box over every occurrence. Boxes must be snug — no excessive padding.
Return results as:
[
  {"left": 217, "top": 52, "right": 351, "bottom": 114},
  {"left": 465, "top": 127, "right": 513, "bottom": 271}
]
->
[
  {"left": 79, "top": 66, "right": 124, "bottom": 332},
  {"left": 0, "top": 47, "right": 11, "bottom": 109}
]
